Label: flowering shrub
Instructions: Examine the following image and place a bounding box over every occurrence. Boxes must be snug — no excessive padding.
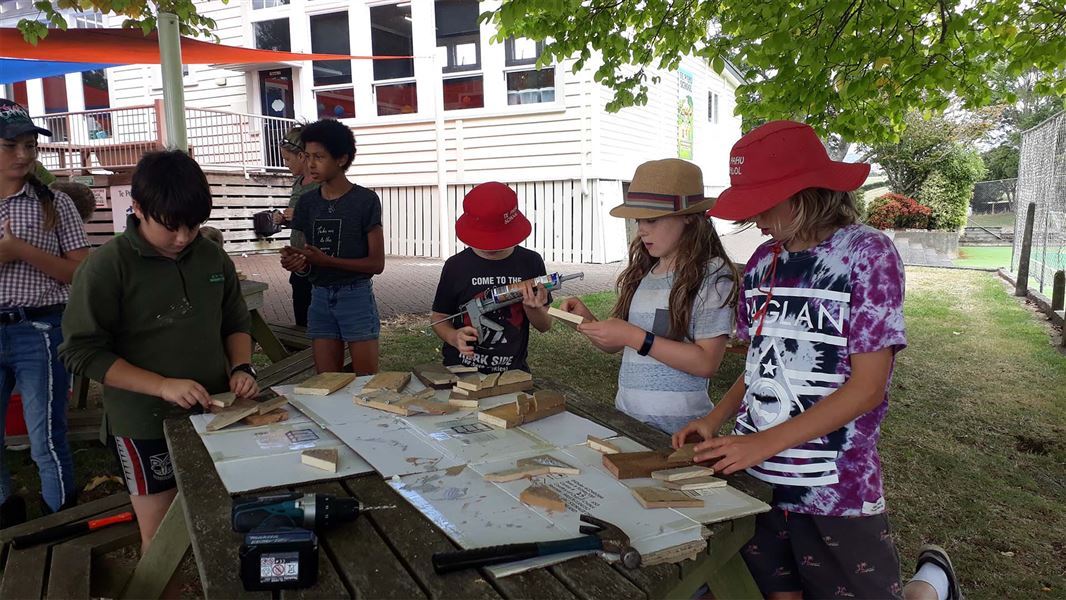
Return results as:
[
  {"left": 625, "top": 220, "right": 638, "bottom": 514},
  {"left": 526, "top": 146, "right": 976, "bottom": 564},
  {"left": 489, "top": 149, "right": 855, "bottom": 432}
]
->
[{"left": 866, "top": 193, "right": 932, "bottom": 230}]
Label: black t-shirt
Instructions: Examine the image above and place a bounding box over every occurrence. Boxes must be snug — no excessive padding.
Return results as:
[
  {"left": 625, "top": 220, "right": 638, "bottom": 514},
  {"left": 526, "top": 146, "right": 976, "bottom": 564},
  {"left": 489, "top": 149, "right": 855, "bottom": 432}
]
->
[
  {"left": 431, "top": 247, "right": 549, "bottom": 373},
  {"left": 292, "top": 184, "right": 382, "bottom": 286}
]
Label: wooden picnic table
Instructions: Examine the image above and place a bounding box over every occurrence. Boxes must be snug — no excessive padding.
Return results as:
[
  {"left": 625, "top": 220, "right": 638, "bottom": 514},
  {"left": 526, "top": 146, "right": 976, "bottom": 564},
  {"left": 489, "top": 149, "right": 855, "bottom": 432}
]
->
[{"left": 163, "top": 371, "right": 770, "bottom": 599}]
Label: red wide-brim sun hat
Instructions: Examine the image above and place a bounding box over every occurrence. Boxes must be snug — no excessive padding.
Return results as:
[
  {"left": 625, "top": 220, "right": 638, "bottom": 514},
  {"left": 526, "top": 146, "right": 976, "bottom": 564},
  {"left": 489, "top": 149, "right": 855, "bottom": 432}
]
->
[
  {"left": 454, "top": 182, "right": 533, "bottom": 251},
  {"left": 707, "top": 120, "right": 870, "bottom": 222}
]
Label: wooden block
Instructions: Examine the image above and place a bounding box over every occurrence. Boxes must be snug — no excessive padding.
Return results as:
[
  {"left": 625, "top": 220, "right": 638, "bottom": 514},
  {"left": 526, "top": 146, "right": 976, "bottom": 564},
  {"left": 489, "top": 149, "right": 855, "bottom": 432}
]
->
[
  {"left": 295, "top": 372, "right": 356, "bottom": 396},
  {"left": 256, "top": 394, "right": 289, "bottom": 415},
  {"left": 519, "top": 485, "right": 566, "bottom": 512},
  {"left": 497, "top": 369, "right": 533, "bottom": 386},
  {"left": 478, "top": 390, "right": 566, "bottom": 429},
  {"left": 209, "top": 392, "right": 235, "bottom": 408},
  {"left": 242, "top": 409, "right": 290, "bottom": 426},
  {"left": 515, "top": 454, "right": 580, "bottom": 476},
  {"left": 448, "top": 377, "right": 533, "bottom": 400},
  {"left": 668, "top": 443, "right": 698, "bottom": 463},
  {"left": 483, "top": 465, "right": 551, "bottom": 482},
  {"left": 630, "top": 486, "right": 705, "bottom": 509},
  {"left": 603, "top": 451, "right": 689, "bottom": 479},
  {"left": 206, "top": 399, "right": 260, "bottom": 432},
  {"left": 363, "top": 371, "right": 411, "bottom": 393},
  {"left": 587, "top": 435, "right": 621, "bottom": 454},
  {"left": 455, "top": 373, "right": 483, "bottom": 391},
  {"left": 446, "top": 365, "right": 479, "bottom": 374},
  {"left": 481, "top": 371, "right": 501, "bottom": 389},
  {"left": 403, "top": 397, "right": 459, "bottom": 415},
  {"left": 547, "top": 307, "right": 585, "bottom": 329},
  {"left": 301, "top": 448, "right": 338, "bottom": 473},
  {"left": 651, "top": 465, "right": 715, "bottom": 482},
  {"left": 413, "top": 363, "right": 457, "bottom": 389},
  {"left": 355, "top": 390, "right": 416, "bottom": 416},
  {"left": 447, "top": 391, "right": 480, "bottom": 409},
  {"left": 662, "top": 476, "right": 727, "bottom": 491}
]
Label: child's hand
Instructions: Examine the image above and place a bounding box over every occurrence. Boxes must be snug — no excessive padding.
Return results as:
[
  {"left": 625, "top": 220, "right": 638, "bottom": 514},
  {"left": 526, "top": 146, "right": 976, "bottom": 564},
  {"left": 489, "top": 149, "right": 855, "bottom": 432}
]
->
[
  {"left": 559, "top": 297, "right": 595, "bottom": 321},
  {"left": 694, "top": 433, "right": 779, "bottom": 475},
  {"left": 283, "top": 208, "right": 295, "bottom": 222},
  {"left": 519, "top": 281, "right": 549, "bottom": 311},
  {"left": 298, "top": 245, "right": 331, "bottom": 267},
  {"left": 672, "top": 417, "right": 718, "bottom": 449},
  {"left": 450, "top": 326, "right": 478, "bottom": 356},
  {"left": 0, "top": 220, "right": 26, "bottom": 263},
  {"left": 159, "top": 378, "right": 210, "bottom": 410},
  {"left": 272, "top": 211, "right": 285, "bottom": 225},
  {"left": 230, "top": 371, "right": 259, "bottom": 399},
  {"left": 280, "top": 249, "right": 308, "bottom": 273},
  {"left": 577, "top": 319, "right": 643, "bottom": 349}
]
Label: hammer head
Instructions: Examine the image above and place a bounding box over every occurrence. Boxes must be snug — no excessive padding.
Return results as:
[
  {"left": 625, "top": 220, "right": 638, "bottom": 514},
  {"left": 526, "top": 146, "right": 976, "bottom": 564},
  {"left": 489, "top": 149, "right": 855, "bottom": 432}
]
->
[{"left": 578, "top": 514, "right": 642, "bottom": 569}]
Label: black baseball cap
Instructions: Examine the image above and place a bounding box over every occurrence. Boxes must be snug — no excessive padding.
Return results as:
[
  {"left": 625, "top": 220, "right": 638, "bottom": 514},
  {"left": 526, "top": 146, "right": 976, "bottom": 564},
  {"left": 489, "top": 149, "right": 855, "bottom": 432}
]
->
[{"left": 0, "top": 99, "right": 52, "bottom": 139}]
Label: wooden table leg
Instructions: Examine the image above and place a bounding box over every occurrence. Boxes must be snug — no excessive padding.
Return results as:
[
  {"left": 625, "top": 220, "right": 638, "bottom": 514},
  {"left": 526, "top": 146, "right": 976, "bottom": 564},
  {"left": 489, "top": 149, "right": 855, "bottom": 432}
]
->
[
  {"left": 661, "top": 515, "right": 759, "bottom": 599},
  {"left": 71, "top": 375, "right": 91, "bottom": 410},
  {"left": 119, "top": 492, "right": 191, "bottom": 600},
  {"left": 249, "top": 309, "right": 290, "bottom": 363},
  {"left": 706, "top": 552, "right": 762, "bottom": 599}
]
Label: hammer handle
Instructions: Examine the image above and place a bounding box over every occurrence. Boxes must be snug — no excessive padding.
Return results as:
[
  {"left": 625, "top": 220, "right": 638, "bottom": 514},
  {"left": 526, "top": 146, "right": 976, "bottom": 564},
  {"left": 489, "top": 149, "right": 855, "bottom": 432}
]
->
[{"left": 432, "top": 535, "right": 602, "bottom": 574}]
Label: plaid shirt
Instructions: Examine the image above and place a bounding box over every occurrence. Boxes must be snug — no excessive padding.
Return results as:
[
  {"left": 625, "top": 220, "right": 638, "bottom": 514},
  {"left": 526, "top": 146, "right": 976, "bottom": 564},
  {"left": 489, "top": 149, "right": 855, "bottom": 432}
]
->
[{"left": 1, "top": 183, "right": 90, "bottom": 308}]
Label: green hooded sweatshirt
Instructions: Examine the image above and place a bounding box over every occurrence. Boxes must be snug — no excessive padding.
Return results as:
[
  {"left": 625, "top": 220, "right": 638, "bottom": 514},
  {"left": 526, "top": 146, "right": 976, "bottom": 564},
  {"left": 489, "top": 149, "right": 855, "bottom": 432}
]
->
[{"left": 60, "top": 215, "right": 251, "bottom": 438}]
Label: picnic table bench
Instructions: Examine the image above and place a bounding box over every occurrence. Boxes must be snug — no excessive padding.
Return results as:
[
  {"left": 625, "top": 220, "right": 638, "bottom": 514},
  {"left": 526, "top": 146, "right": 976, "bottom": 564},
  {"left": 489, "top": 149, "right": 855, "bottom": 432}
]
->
[{"left": 163, "top": 370, "right": 770, "bottom": 599}]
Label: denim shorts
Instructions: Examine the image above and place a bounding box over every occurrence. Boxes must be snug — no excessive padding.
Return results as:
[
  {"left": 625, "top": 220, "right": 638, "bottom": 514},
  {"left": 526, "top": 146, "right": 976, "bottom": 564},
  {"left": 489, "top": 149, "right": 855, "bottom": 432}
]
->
[{"left": 307, "top": 279, "right": 381, "bottom": 342}]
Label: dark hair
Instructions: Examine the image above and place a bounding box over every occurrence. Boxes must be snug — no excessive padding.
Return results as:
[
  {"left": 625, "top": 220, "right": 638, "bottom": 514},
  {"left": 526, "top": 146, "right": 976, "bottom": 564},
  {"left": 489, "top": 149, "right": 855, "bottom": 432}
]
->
[
  {"left": 50, "top": 181, "right": 95, "bottom": 223},
  {"left": 131, "top": 150, "right": 212, "bottom": 230},
  {"left": 300, "top": 119, "right": 356, "bottom": 170}
]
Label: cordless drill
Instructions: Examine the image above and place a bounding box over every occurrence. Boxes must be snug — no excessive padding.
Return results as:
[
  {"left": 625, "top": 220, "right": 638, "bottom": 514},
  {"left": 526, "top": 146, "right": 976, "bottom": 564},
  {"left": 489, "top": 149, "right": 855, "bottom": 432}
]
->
[{"left": 233, "top": 492, "right": 366, "bottom": 591}]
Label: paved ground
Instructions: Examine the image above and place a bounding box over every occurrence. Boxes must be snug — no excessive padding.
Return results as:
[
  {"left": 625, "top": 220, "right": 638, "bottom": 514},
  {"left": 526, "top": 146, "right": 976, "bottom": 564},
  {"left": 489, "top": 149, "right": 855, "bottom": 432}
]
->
[{"left": 233, "top": 228, "right": 769, "bottom": 326}]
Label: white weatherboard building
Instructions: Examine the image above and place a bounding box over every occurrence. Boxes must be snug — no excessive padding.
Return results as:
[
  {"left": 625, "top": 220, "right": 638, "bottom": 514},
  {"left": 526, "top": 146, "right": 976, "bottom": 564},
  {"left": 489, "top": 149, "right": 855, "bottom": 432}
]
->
[{"left": 3, "top": 0, "right": 744, "bottom": 263}]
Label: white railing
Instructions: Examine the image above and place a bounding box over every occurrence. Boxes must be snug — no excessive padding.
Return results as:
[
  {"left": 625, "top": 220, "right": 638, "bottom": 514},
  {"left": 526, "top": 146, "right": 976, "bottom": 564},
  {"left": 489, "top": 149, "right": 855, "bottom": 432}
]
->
[{"left": 31, "top": 102, "right": 297, "bottom": 175}]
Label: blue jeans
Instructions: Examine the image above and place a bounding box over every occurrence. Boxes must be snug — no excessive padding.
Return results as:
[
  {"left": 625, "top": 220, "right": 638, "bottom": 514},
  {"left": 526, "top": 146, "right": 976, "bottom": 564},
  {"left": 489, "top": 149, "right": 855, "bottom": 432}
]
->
[
  {"left": 307, "top": 280, "right": 381, "bottom": 342},
  {"left": 0, "top": 311, "right": 75, "bottom": 511}
]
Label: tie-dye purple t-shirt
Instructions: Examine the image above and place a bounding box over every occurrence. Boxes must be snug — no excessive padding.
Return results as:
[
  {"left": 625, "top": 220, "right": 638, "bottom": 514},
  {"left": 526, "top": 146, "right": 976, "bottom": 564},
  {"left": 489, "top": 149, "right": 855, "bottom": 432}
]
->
[{"left": 734, "top": 223, "right": 906, "bottom": 517}]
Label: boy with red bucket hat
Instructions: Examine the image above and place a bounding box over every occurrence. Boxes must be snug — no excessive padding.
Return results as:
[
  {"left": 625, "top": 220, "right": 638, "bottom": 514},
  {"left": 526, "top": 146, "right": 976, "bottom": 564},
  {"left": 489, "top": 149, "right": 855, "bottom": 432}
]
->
[
  {"left": 673, "top": 121, "right": 962, "bottom": 600},
  {"left": 431, "top": 182, "right": 552, "bottom": 373}
]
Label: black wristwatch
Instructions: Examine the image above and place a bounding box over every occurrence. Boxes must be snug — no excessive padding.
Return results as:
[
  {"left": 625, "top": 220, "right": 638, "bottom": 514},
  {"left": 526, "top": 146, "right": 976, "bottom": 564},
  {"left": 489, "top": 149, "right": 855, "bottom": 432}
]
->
[
  {"left": 231, "top": 363, "right": 257, "bottom": 378},
  {"left": 637, "top": 331, "right": 656, "bottom": 356}
]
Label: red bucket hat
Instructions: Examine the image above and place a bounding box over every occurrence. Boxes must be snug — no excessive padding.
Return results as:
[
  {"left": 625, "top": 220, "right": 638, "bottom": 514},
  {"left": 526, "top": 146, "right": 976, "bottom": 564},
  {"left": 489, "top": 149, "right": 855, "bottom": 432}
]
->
[
  {"left": 707, "top": 120, "right": 870, "bottom": 221},
  {"left": 455, "top": 182, "right": 532, "bottom": 251}
]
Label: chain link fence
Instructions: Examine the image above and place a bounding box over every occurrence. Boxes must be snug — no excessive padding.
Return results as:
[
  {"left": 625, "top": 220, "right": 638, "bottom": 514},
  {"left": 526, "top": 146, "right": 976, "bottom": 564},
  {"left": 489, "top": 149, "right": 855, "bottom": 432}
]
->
[{"left": 1012, "top": 111, "right": 1066, "bottom": 295}]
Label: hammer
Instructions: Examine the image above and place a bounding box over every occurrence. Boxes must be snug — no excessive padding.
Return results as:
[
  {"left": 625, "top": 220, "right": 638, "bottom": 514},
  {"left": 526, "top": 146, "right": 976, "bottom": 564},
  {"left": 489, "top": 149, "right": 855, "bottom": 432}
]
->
[{"left": 431, "top": 514, "right": 641, "bottom": 574}]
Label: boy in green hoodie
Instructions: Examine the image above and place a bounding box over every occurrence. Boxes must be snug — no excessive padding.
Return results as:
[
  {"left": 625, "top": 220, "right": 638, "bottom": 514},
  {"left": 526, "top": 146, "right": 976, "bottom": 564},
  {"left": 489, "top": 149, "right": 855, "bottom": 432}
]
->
[{"left": 60, "top": 151, "right": 256, "bottom": 550}]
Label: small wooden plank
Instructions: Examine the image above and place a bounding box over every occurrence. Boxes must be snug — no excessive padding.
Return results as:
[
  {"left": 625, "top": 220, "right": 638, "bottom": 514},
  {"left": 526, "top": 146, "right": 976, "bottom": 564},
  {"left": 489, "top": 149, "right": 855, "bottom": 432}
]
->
[
  {"left": 0, "top": 543, "right": 48, "bottom": 599},
  {"left": 478, "top": 390, "right": 565, "bottom": 429},
  {"left": 515, "top": 454, "right": 580, "bottom": 476},
  {"left": 547, "top": 307, "right": 585, "bottom": 329},
  {"left": 344, "top": 477, "right": 501, "bottom": 600},
  {"left": 242, "top": 409, "right": 289, "bottom": 426},
  {"left": 483, "top": 465, "right": 551, "bottom": 482},
  {"left": 586, "top": 435, "right": 621, "bottom": 454},
  {"left": 363, "top": 371, "right": 411, "bottom": 393},
  {"left": 667, "top": 443, "right": 698, "bottom": 463},
  {"left": 446, "top": 365, "right": 479, "bottom": 374},
  {"left": 288, "top": 482, "right": 424, "bottom": 600},
  {"left": 257, "top": 394, "right": 289, "bottom": 415},
  {"left": 413, "top": 363, "right": 457, "bottom": 389},
  {"left": 497, "top": 369, "right": 533, "bottom": 385},
  {"left": 651, "top": 466, "right": 715, "bottom": 482},
  {"left": 206, "top": 399, "right": 260, "bottom": 432},
  {"left": 602, "top": 451, "right": 689, "bottom": 480},
  {"left": 301, "top": 448, "right": 338, "bottom": 473},
  {"left": 119, "top": 493, "right": 191, "bottom": 600},
  {"left": 209, "top": 391, "right": 236, "bottom": 408},
  {"left": 519, "top": 485, "right": 567, "bottom": 512},
  {"left": 455, "top": 373, "right": 483, "bottom": 391},
  {"left": 663, "top": 476, "right": 726, "bottom": 491},
  {"left": 631, "top": 486, "right": 704, "bottom": 509},
  {"left": 480, "top": 372, "right": 501, "bottom": 389},
  {"left": 295, "top": 372, "right": 356, "bottom": 396}
]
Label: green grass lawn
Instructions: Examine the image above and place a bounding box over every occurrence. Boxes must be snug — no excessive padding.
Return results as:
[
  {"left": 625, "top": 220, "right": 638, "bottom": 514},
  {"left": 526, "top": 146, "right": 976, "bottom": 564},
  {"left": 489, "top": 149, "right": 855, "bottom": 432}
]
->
[
  {"left": 957, "top": 245, "right": 1014, "bottom": 269},
  {"left": 969, "top": 212, "right": 1018, "bottom": 230},
  {"left": 5, "top": 269, "right": 1063, "bottom": 597}
]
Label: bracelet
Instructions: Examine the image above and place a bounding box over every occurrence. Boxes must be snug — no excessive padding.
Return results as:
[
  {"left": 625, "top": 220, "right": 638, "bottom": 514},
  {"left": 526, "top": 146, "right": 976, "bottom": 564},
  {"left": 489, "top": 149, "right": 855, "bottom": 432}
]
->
[{"left": 637, "top": 331, "right": 655, "bottom": 356}]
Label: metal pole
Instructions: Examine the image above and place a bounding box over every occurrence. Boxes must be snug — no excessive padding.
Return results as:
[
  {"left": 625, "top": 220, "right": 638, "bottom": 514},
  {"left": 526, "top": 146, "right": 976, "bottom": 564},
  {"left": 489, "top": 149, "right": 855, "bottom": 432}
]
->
[
  {"left": 157, "top": 12, "right": 188, "bottom": 152},
  {"left": 434, "top": 53, "right": 451, "bottom": 258},
  {"left": 1015, "top": 203, "right": 1036, "bottom": 297}
]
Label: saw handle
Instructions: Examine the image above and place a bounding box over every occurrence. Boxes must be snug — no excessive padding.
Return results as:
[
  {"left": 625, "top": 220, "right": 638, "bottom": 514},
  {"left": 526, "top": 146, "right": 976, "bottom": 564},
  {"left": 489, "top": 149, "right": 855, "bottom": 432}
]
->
[{"left": 432, "top": 535, "right": 603, "bottom": 574}]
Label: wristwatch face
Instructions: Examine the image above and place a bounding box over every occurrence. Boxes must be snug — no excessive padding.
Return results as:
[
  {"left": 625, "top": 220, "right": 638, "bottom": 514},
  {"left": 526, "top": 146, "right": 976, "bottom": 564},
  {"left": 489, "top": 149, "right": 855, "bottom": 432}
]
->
[{"left": 234, "top": 364, "right": 257, "bottom": 378}]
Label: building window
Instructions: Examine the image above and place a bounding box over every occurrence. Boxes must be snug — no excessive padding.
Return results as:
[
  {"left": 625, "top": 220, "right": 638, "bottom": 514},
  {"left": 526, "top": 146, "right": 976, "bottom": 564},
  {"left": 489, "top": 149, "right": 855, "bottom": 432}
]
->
[
  {"left": 708, "top": 91, "right": 719, "bottom": 124},
  {"left": 253, "top": 18, "right": 290, "bottom": 52},
  {"left": 371, "top": 2, "right": 417, "bottom": 115},
  {"left": 436, "top": 0, "right": 482, "bottom": 110},
  {"left": 310, "top": 12, "right": 354, "bottom": 118},
  {"left": 82, "top": 69, "right": 111, "bottom": 138},
  {"left": 12, "top": 81, "right": 28, "bottom": 107},
  {"left": 504, "top": 38, "right": 554, "bottom": 105},
  {"left": 253, "top": 0, "right": 288, "bottom": 8},
  {"left": 315, "top": 88, "right": 356, "bottom": 119}
]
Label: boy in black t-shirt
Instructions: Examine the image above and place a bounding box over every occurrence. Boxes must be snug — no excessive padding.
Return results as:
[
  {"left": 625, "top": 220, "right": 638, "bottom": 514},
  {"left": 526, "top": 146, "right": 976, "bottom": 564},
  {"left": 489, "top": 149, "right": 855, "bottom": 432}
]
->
[
  {"left": 280, "top": 120, "right": 384, "bottom": 375},
  {"left": 431, "top": 182, "right": 552, "bottom": 373}
]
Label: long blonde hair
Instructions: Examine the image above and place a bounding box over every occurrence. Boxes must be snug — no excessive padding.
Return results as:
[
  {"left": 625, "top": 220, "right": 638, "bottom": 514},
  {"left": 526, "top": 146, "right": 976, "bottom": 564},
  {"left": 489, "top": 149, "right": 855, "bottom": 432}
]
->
[
  {"left": 776, "top": 188, "right": 859, "bottom": 243},
  {"left": 613, "top": 216, "right": 738, "bottom": 341}
]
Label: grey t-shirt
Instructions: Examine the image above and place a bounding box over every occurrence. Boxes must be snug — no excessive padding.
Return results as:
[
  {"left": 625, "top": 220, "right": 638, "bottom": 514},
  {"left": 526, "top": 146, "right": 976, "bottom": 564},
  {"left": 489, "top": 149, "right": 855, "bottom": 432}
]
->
[
  {"left": 614, "top": 258, "right": 735, "bottom": 429},
  {"left": 291, "top": 183, "right": 382, "bottom": 287}
]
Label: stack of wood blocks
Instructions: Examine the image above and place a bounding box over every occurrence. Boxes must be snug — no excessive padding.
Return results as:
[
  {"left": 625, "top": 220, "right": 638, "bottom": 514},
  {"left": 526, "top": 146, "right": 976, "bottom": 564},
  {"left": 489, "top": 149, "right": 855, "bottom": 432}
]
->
[
  {"left": 353, "top": 370, "right": 458, "bottom": 416},
  {"left": 206, "top": 391, "right": 290, "bottom": 432},
  {"left": 448, "top": 369, "right": 533, "bottom": 407},
  {"left": 477, "top": 390, "right": 565, "bottom": 428}
]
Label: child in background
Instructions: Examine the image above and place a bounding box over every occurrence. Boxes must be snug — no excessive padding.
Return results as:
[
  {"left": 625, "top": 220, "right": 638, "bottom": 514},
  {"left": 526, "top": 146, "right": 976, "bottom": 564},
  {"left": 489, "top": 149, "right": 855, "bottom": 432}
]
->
[
  {"left": 199, "top": 226, "right": 224, "bottom": 247},
  {"left": 280, "top": 120, "right": 383, "bottom": 375},
  {"left": 431, "top": 182, "right": 552, "bottom": 373},
  {"left": 0, "top": 99, "right": 90, "bottom": 526},
  {"left": 49, "top": 180, "right": 96, "bottom": 223},
  {"left": 273, "top": 125, "right": 319, "bottom": 327},
  {"left": 60, "top": 150, "right": 257, "bottom": 550},
  {"left": 560, "top": 159, "right": 736, "bottom": 434},
  {"left": 673, "top": 121, "right": 962, "bottom": 600}
]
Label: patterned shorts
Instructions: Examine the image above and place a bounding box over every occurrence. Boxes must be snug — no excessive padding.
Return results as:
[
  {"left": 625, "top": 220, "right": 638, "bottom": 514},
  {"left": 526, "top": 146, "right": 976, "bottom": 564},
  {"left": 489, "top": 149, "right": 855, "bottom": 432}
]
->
[
  {"left": 110, "top": 436, "right": 176, "bottom": 496},
  {"left": 742, "top": 507, "right": 904, "bottom": 599}
]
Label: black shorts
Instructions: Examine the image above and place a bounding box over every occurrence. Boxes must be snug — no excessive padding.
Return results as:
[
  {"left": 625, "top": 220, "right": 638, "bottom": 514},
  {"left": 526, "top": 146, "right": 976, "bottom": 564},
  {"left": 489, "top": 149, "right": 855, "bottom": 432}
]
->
[
  {"left": 742, "top": 507, "right": 903, "bottom": 599},
  {"left": 110, "top": 436, "right": 176, "bottom": 496}
]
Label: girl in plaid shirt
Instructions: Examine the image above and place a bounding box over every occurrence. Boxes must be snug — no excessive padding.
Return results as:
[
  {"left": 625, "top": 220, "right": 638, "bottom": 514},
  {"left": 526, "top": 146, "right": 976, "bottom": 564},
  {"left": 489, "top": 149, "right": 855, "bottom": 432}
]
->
[{"left": 0, "top": 99, "right": 90, "bottom": 526}]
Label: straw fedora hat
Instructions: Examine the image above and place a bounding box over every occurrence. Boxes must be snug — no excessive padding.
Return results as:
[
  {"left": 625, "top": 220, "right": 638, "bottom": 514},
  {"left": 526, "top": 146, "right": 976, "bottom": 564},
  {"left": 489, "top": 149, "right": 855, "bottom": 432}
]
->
[{"left": 609, "top": 159, "right": 715, "bottom": 220}]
